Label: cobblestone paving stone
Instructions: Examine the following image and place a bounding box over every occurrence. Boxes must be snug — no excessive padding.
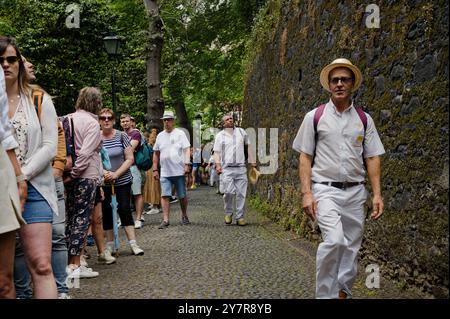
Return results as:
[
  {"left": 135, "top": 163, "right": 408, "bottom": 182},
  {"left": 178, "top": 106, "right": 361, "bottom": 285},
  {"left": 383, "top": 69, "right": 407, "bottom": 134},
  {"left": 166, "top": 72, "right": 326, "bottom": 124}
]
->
[{"left": 71, "top": 185, "right": 429, "bottom": 299}]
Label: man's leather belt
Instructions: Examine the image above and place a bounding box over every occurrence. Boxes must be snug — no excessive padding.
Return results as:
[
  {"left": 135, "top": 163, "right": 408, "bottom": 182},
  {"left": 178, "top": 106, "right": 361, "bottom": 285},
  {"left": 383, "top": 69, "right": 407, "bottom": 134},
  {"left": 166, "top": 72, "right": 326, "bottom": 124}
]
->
[{"left": 314, "top": 181, "right": 365, "bottom": 190}]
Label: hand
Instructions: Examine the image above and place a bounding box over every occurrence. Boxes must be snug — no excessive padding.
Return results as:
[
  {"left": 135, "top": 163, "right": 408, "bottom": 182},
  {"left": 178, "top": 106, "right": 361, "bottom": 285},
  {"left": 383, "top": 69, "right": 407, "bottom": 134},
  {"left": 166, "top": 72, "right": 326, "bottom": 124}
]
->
[
  {"left": 184, "top": 164, "right": 190, "bottom": 174},
  {"left": 153, "top": 170, "right": 160, "bottom": 180},
  {"left": 371, "top": 194, "right": 384, "bottom": 220},
  {"left": 100, "top": 187, "right": 105, "bottom": 201},
  {"left": 216, "top": 165, "right": 223, "bottom": 175},
  {"left": 63, "top": 175, "right": 73, "bottom": 184},
  {"left": 17, "top": 180, "right": 28, "bottom": 212},
  {"left": 302, "top": 192, "right": 317, "bottom": 222},
  {"left": 104, "top": 171, "right": 117, "bottom": 183}
]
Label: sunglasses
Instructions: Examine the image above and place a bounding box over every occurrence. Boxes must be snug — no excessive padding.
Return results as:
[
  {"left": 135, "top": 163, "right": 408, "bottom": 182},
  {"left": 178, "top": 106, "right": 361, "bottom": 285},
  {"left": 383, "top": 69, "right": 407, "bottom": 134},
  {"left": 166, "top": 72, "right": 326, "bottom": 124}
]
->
[
  {"left": 163, "top": 118, "right": 173, "bottom": 122},
  {"left": 329, "top": 76, "right": 354, "bottom": 85},
  {"left": 0, "top": 56, "right": 20, "bottom": 65},
  {"left": 99, "top": 116, "right": 113, "bottom": 121}
]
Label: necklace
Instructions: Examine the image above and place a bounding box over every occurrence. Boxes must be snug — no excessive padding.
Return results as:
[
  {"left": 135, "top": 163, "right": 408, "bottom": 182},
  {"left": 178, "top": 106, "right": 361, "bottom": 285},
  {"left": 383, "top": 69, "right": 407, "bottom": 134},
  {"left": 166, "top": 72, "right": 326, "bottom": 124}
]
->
[{"left": 9, "top": 95, "right": 20, "bottom": 103}]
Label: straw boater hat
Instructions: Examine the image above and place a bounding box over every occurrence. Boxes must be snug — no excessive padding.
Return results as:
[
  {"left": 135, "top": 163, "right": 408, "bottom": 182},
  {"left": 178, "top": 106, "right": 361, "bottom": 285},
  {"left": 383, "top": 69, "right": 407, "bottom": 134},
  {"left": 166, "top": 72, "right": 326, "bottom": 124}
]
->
[
  {"left": 248, "top": 167, "right": 261, "bottom": 185},
  {"left": 319, "top": 58, "right": 362, "bottom": 93},
  {"left": 161, "top": 111, "right": 175, "bottom": 120}
]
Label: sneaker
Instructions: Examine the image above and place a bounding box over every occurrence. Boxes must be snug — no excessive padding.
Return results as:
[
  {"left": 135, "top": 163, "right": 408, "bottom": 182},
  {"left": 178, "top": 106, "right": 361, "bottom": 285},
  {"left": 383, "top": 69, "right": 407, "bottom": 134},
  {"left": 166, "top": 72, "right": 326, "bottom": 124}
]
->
[
  {"left": 80, "top": 255, "right": 89, "bottom": 267},
  {"left": 224, "top": 215, "right": 232, "bottom": 225},
  {"left": 139, "top": 216, "right": 145, "bottom": 222},
  {"left": 169, "top": 196, "right": 178, "bottom": 203},
  {"left": 58, "top": 293, "right": 72, "bottom": 299},
  {"left": 190, "top": 184, "right": 197, "bottom": 190},
  {"left": 146, "top": 207, "right": 161, "bottom": 215},
  {"left": 134, "top": 220, "right": 142, "bottom": 229},
  {"left": 86, "top": 234, "right": 95, "bottom": 246},
  {"left": 181, "top": 215, "right": 190, "bottom": 225},
  {"left": 158, "top": 220, "right": 170, "bottom": 229},
  {"left": 67, "top": 265, "right": 99, "bottom": 279},
  {"left": 130, "top": 242, "right": 144, "bottom": 256},
  {"left": 98, "top": 250, "right": 117, "bottom": 265},
  {"left": 236, "top": 218, "right": 247, "bottom": 226}
]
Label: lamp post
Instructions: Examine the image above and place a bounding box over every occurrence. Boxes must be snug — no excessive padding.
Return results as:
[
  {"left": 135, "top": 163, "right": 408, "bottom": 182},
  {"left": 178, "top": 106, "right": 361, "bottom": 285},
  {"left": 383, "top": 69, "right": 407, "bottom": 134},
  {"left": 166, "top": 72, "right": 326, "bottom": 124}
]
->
[{"left": 103, "top": 33, "right": 122, "bottom": 126}]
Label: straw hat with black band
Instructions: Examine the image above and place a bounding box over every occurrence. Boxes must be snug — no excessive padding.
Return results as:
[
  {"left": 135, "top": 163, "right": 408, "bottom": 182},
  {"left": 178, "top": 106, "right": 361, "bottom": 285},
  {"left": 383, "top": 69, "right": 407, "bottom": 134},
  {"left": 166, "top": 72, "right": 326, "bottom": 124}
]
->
[{"left": 319, "top": 58, "right": 362, "bottom": 93}]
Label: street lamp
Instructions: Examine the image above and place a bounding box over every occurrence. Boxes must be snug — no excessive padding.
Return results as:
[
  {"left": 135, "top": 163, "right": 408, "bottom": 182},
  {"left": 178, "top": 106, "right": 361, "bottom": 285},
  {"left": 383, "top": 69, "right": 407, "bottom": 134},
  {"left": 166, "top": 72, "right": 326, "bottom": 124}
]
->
[{"left": 103, "top": 33, "right": 122, "bottom": 126}]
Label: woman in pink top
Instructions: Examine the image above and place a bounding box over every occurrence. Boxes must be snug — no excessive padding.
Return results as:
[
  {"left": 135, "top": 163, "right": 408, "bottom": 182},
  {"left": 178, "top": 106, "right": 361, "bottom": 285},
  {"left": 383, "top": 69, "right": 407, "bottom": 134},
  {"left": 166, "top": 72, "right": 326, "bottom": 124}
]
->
[{"left": 64, "top": 87, "right": 103, "bottom": 279}]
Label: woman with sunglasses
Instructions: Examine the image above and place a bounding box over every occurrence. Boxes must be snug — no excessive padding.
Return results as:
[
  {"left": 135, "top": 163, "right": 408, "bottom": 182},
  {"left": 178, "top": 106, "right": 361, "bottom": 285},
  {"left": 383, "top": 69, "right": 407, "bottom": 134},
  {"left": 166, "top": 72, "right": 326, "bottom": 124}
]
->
[
  {"left": 0, "top": 36, "right": 58, "bottom": 298},
  {"left": 98, "top": 108, "right": 144, "bottom": 256}
]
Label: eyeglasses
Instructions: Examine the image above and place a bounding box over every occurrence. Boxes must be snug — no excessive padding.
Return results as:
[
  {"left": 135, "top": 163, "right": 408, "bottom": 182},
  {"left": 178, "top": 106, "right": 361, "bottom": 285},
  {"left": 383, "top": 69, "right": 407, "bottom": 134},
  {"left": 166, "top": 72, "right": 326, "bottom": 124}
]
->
[
  {"left": 99, "top": 116, "right": 113, "bottom": 121},
  {"left": 163, "top": 118, "right": 173, "bottom": 122},
  {"left": 329, "top": 76, "right": 354, "bottom": 85},
  {"left": 0, "top": 56, "right": 20, "bottom": 65}
]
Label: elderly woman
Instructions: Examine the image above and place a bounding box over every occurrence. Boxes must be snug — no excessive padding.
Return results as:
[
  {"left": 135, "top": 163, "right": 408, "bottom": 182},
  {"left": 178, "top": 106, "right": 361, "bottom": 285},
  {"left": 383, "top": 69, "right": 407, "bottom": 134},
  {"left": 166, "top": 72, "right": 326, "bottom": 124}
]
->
[
  {"left": 64, "top": 87, "right": 103, "bottom": 279},
  {"left": 99, "top": 108, "right": 144, "bottom": 256},
  {"left": 1, "top": 36, "right": 58, "bottom": 298}
]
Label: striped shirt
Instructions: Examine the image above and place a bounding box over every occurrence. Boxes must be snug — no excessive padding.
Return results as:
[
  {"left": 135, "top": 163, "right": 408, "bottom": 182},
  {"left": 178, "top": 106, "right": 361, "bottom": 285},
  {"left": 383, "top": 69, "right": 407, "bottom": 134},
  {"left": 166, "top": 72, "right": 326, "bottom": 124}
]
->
[{"left": 102, "top": 130, "right": 132, "bottom": 186}]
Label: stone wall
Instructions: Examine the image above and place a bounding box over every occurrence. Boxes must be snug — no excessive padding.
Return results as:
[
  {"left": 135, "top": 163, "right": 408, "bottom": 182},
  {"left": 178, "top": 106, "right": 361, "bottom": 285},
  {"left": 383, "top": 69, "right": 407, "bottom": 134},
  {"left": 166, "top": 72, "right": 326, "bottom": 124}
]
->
[{"left": 243, "top": 0, "right": 448, "bottom": 297}]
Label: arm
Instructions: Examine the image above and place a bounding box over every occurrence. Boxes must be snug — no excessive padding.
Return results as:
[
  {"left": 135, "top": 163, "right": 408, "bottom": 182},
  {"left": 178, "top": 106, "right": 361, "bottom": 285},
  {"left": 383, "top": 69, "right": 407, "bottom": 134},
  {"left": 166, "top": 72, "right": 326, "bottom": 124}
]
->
[
  {"left": 213, "top": 151, "right": 223, "bottom": 174},
  {"left": 365, "top": 155, "right": 384, "bottom": 220},
  {"left": 71, "top": 121, "right": 101, "bottom": 179},
  {"left": 299, "top": 152, "right": 317, "bottom": 222},
  {"left": 7, "top": 149, "right": 27, "bottom": 211},
  {"left": 52, "top": 121, "right": 67, "bottom": 178},
  {"left": 152, "top": 150, "right": 160, "bottom": 180},
  {"left": 184, "top": 147, "right": 191, "bottom": 174}
]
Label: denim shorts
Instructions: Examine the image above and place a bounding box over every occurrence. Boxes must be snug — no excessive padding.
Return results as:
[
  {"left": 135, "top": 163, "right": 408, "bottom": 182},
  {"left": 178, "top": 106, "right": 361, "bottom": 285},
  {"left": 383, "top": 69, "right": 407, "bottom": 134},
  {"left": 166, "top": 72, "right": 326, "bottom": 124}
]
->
[
  {"left": 22, "top": 183, "right": 53, "bottom": 224},
  {"left": 160, "top": 175, "right": 186, "bottom": 199}
]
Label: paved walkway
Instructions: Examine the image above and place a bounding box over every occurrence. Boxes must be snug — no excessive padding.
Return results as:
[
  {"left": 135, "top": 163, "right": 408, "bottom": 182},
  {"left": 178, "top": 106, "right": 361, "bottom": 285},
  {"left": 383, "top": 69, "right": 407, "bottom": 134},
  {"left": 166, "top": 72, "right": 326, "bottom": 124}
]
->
[{"left": 71, "top": 185, "right": 427, "bottom": 299}]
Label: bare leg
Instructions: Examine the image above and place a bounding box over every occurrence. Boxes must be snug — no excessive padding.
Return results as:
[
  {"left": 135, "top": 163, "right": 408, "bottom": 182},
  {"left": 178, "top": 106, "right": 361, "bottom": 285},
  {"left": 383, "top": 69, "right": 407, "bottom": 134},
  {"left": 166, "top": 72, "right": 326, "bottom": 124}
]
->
[
  {"left": 0, "top": 231, "right": 16, "bottom": 299},
  {"left": 91, "top": 202, "right": 106, "bottom": 254},
  {"left": 134, "top": 194, "right": 144, "bottom": 221},
  {"left": 180, "top": 197, "right": 188, "bottom": 217},
  {"left": 161, "top": 197, "right": 170, "bottom": 222},
  {"left": 20, "top": 223, "right": 57, "bottom": 299},
  {"left": 124, "top": 225, "right": 136, "bottom": 241}
]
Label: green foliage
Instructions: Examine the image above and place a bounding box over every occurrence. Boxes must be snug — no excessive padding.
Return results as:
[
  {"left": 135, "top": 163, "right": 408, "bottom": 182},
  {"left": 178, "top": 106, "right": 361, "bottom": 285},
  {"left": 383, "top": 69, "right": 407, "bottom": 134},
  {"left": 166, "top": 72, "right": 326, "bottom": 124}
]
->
[{"left": 1, "top": 0, "right": 116, "bottom": 115}]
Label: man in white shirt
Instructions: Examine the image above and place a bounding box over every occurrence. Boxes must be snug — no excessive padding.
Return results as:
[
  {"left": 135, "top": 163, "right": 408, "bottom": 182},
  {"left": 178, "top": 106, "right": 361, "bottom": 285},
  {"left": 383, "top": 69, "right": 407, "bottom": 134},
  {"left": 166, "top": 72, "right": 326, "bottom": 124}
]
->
[
  {"left": 213, "top": 114, "right": 256, "bottom": 226},
  {"left": 152, "top": 111, "right": 191, "bottom": 229},
  {"left": 292, "top": 58, "right": 385, "bottom": 299}
]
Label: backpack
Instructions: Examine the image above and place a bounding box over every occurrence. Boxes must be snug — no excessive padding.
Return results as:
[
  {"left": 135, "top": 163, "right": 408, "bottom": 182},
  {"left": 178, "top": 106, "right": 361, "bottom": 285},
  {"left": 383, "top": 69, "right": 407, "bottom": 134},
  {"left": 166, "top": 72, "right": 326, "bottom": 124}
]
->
[
  {"left": 312, "top": 103, "right": 367, "bottom": 166},
  {"left": 59, "top": 115, "right": 76, "bottom": 171},
  {"left": 134, "top": 134, "right": 153, "bottom": 171}
]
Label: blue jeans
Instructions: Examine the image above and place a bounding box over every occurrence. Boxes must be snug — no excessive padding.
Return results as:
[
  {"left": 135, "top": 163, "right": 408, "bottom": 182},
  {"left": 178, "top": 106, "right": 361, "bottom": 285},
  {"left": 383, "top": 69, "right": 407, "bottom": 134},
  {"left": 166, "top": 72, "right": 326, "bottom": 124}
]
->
[
  {"left": 160, "top": 175, "right": 186, "bottom": 199},
  {"left": 14, "top": 177, "right": 68, "bottom": 298}
]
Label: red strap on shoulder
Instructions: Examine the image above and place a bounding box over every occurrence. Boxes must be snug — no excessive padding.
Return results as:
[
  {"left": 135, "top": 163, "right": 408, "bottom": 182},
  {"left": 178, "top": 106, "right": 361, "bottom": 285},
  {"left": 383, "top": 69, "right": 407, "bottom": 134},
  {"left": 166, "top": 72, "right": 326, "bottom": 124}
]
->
[
  {"left": 354, "top": 106, "right": 368, "bottom": 133},
  {"left": 313, "top": 104, "right": 326, "bottom": 133}
]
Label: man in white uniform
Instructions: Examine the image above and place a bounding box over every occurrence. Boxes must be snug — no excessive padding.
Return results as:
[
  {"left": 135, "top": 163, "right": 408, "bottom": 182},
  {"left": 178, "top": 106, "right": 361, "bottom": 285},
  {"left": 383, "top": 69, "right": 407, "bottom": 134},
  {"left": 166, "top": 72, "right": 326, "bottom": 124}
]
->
[
  {"left": 293, "top": 58, "right": 385, "bottom": 299},
  {"left": 152, "top": 111, "right": 191, "bottom": 229},
  {"left": 213, "top": 114, "right": 256, "bottom": 226}
]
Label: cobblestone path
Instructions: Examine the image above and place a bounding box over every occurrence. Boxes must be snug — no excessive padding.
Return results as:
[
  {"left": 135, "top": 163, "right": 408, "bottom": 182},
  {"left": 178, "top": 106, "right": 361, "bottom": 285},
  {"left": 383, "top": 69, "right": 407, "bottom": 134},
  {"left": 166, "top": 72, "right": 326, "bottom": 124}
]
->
[{"left": 70, "top": 185, "right": 427, "bottom": 299}]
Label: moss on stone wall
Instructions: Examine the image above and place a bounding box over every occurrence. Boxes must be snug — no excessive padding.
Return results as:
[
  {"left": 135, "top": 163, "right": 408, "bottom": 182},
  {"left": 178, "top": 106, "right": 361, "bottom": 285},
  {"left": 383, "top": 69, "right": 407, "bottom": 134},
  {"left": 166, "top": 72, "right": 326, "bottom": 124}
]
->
[{"left": 243, "top": 0, "right": 448, "bottom": 297}]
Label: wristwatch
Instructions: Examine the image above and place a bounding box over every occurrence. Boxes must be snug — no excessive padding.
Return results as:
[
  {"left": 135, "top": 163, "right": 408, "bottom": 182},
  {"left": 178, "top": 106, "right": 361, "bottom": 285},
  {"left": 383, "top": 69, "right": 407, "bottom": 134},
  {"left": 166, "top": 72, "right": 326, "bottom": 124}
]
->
[{"left": 16, "top": 174, "right": 27, "bottom": 183}]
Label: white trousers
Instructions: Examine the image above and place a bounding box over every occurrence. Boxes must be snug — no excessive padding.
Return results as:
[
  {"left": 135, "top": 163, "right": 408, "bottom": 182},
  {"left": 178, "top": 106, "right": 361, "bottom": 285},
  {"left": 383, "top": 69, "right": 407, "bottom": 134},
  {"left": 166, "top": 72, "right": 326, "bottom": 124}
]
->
[
  {"left": 219, "top": 167, "right": 247, "bottom": 220},
  {"left": 312, "top": 183, "right": 368, "bottom": 299}
]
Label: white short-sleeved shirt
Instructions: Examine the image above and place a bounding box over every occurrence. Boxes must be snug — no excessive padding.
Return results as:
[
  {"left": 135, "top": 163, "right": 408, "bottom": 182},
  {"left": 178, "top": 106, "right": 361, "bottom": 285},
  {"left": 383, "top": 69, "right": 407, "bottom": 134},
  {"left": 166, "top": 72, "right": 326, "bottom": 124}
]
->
[
  {"left": 292, "top": 100, "right": 385, "bottom": 182},
  {"left": 213, "top": 127, "right": 249, "bottom": 168},
  {"left": 154, "top": 128, "right": 190, "bottom": 177}
]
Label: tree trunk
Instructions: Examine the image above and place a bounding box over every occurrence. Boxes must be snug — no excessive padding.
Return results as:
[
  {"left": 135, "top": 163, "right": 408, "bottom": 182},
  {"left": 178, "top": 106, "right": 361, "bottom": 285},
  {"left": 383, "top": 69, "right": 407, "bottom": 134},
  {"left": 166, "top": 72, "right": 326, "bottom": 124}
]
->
[
  {"left": 168, "top": 84, "right": 192, "bottom": 141},
  {"left": 144, "top": 0, "right": 164, "bottom": 132}
]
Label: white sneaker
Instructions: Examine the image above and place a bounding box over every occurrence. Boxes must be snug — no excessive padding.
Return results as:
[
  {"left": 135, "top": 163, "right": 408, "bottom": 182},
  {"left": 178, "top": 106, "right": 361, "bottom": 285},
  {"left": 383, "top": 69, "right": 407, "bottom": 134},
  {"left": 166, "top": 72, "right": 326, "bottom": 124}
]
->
[
  {"left": 130, "top": 242, "right": 144, "bottom": 256},
  {"left": 139, "top": 216, "right": 145, "bottom": 222},
  {"left": 68, "top": 265, "right": 99, "bottom": 279},
  {"left": 58, "top": 293, "right": 72, "bottom": 299},
  {"left": 147, "top": 208, "right": 161, "bottom": 215},
  {"left": 134, "top": 220, "right": 142, "bottom": 229},
  {"left": 80, "top": 255, "right": 89, "bottom": 267},
  {"left": 98, "top": 249, "right": 117, "bottom": 265}
]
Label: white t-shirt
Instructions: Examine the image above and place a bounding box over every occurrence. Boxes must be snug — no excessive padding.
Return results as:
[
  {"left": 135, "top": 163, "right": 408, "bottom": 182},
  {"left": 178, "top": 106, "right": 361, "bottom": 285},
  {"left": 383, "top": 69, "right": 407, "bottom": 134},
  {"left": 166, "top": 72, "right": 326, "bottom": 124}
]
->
[
  {"left": 213, "top": 127, "right": 249, "bottom": 168},
  {"left": 154, "top": 128, "right": 190, "bottom": 177}
]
